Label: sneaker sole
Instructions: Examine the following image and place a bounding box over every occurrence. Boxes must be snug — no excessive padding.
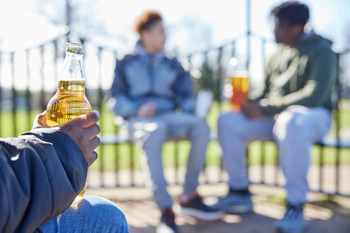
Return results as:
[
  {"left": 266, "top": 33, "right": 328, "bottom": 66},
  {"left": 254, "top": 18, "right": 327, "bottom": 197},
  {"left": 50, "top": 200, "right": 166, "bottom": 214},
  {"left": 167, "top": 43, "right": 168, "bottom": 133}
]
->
[
  {"left": 178, "top": 206, "right": 224, "bottom": 221},
  {"left": 276, "top": 220, "right": 308, "bottom": 233},
  {"left": 211, "top": 203, "right": 253, "bottom": 214},
  {"left": 225, "top": 204, "right": 253, "bottom": 214}
]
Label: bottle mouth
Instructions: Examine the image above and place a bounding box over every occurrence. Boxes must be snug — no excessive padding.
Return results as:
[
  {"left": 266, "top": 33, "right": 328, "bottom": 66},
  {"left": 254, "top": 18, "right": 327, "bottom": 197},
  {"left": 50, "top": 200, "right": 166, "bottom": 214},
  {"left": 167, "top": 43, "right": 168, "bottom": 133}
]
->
[{"left": 66, "top": 43, "right": 84, "bottom": 55}]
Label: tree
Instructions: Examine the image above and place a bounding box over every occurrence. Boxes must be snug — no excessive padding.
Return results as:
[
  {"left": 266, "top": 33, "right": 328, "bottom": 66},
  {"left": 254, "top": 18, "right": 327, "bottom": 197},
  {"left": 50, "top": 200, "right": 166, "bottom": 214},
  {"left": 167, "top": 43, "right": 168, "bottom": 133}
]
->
[
  {"left": 166, "top": 15, "right": 214, "bottom": 55},
  {"left": 36, "top": 0, "right": 108, "bottom": 42}
]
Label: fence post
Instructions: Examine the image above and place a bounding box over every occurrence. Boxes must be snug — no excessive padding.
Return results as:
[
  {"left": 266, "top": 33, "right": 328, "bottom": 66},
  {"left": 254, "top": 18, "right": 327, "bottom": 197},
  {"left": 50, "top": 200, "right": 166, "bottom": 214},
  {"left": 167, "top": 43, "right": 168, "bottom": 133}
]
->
[
  {"left": 335, "top": 52, "right": 341, "bottom": 194},
  {"left": 26, "top": 49, "right": 32, "bottom": 131},
  {"left": 40, "top": 45, "right": 46, "bottom": 111},
  {"left": 202, "top": 51, "right": 209, "bottom": 89},
  {"left": 216, "top": 46, "right": 223, "bottom": 111},
  {"left": 10, "top": 52, "right": 17, "bottom": 136},
  {"left": 97, "top": 45, "right": 105, "bottom": 187},
  {"left": 53, "top": 39, "right": 59, "bottom": 84}
]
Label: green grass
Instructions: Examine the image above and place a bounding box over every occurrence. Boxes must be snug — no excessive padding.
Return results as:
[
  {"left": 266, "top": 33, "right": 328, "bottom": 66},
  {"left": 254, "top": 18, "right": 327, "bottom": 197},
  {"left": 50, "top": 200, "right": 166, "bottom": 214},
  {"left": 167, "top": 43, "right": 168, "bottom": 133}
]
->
[
  {"left": 1, "top": 101, "right": 350, "bottom": 171},
  {"left": 91, "top": 101, "right": 350, "bottom": 170}
]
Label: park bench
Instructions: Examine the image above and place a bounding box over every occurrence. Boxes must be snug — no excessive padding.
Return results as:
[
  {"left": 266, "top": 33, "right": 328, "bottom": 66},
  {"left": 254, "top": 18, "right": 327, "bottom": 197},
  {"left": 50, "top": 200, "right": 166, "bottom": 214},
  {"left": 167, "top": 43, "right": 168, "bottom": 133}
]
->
[{"left": 98, "top": 51, "right": 350, "bottom": 197}]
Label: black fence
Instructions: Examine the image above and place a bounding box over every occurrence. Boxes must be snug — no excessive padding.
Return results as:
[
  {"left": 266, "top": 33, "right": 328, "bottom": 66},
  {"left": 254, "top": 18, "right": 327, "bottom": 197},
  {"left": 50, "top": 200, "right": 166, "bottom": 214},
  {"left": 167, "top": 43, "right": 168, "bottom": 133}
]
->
[{"left": 0, "top": 34, "right": 349, "bottom": 197}]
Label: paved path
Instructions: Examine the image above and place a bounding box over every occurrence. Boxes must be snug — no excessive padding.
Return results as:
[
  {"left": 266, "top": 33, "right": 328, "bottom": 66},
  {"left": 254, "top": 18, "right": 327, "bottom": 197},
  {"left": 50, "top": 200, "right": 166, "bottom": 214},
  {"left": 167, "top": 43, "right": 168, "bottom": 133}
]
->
[
  {"left": 87, "top": 165, "right": 350, "bottom": 195},
  {"left": 86, "top": 184, "right": 350, "bottom": 233}
]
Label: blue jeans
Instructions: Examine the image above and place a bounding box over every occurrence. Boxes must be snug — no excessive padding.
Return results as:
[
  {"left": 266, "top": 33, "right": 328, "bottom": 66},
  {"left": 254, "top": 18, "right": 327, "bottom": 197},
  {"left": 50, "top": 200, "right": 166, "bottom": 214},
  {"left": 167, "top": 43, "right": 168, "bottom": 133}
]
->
[{"left": 40, "top": 195, "right": 129, "bottom": 233}]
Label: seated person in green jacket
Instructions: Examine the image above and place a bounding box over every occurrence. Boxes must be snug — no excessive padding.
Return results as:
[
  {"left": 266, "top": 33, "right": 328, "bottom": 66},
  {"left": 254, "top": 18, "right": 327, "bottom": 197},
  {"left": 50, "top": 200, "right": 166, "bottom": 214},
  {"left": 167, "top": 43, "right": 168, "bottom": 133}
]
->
[
  {"left": 0, "top": 111, "right": 129, "bottom": 233},
  {"left": 212, "top": 2, "right": 337, "bottom": 233}
]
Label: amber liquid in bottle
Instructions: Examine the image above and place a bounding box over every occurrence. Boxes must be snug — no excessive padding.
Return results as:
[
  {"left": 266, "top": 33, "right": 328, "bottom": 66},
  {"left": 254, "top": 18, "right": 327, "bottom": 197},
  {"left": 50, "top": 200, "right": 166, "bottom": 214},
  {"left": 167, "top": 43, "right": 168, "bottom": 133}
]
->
[
  {"left": 46, "top": 43, "right": 91, "bottom": 208},
  {"left": 46, "top": 80, "right": 91, "bottom": 207},
  {"left": 46, "top": 80, "right": 92, "bottom": 126}
]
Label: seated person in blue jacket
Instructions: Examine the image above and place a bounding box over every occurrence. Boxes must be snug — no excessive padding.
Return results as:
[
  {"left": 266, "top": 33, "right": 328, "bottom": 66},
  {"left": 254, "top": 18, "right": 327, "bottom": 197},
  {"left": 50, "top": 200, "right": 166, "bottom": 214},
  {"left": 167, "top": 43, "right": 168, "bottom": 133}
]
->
[
  {"left": 107, "top": 10, "right": 222, "bottom": 233},
  {"left": 0, "top": 111, "right": 129, "bottom": 233},
  {"left": 212, "top": 2, "right": 336, "bottom": 233}
]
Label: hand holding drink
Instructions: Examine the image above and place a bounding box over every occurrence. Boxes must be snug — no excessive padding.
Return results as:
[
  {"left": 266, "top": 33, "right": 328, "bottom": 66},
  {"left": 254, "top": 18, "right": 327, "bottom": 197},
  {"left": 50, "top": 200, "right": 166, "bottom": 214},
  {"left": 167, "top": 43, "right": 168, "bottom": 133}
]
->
[
  {"left": 33, "top": 111, "right": 100, "bottom": 167},
  {"left": 46, "top": 43, "right": 91, "bottom": 126},
  {"left": 46, "top": 43, "right": 92, "bottom": 207}
]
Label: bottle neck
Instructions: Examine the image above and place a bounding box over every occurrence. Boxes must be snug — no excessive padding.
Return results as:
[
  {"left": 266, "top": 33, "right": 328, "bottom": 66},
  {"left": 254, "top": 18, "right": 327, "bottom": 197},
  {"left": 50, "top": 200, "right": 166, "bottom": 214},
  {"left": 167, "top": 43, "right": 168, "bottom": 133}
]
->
[{"left": 61, "top": 53, "right": 84, "bottom": 81}]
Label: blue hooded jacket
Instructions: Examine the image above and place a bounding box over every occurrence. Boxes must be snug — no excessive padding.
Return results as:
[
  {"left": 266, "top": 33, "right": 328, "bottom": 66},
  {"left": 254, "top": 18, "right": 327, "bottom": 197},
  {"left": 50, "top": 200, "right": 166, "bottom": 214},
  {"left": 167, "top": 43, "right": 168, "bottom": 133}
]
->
[
  {"left": 0, "top": 128, "right": 87, "bottom": 233},
  {"left": 108, "top": 43, "right": 195, "bottom": 119}
]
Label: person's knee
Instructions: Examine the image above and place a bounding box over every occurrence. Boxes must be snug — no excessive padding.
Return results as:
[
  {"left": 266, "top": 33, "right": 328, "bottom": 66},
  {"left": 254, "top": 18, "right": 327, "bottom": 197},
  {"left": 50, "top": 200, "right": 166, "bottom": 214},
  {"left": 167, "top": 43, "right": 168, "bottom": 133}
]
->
[
  {"left": 186, "top": 119, "right": 210, "bottom": 143},
  {"left": 193, "top": 119, "right": 210, "bottom": 136},
  {"left": 60, "top": 196, "right": 129, "bottom": 232},
  {"left": 273, "top": 110, "right": 309, "bottom": 141},
  {"left": 142, "top": 122, "right": 167, "bottom": 147},
  {"left": 218, "top": 111, "right": 241, "bottom": 127},
  {"left": 218, "top": 111, "right": 243, "bottom": 136},
  {"left": 84, "top": 196, "right": 128, "bottom": 228},
  {"left": 81, "top": 196, "right": 125, "bottom": 215},
  {"left": 218, "top": 112, "right": 231, "bottom": 129}
]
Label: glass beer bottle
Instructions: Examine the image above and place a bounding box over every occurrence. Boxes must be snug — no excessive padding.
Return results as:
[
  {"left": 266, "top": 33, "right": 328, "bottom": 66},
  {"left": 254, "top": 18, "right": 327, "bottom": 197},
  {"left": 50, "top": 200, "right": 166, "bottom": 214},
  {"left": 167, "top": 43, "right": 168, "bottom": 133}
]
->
[
  {"left": 46, "top": 43, "right": 91, "bottom": 207},
  {"left": 223, "top": 57, "right": 249, "bottom": 111}
]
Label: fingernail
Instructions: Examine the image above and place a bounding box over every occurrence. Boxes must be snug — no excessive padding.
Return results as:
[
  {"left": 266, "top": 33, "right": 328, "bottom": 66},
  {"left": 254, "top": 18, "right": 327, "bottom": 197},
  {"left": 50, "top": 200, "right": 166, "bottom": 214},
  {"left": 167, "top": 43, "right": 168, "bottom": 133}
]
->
[
  {"left": 89, "top": 152, "right": 98, "bottom": 162},
  {"left": 92, "top": 110, "right": 100, "bottom": 119}
]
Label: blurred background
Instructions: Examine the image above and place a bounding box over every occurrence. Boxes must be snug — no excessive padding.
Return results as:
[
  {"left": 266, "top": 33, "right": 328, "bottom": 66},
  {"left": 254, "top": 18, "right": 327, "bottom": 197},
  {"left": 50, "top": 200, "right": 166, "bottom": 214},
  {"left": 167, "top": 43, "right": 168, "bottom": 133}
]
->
[
  {"left": 0, "top": 0, "right": 349, "bottom": 173},
  {"left": 1, "top": 0, "right": 350, "bottom": 51},
  {"left": 1, "top": 2, "right": 350, "bottom": 231},
  {"left": 1, "top": 0, "right": 350, "bottom": 91}
]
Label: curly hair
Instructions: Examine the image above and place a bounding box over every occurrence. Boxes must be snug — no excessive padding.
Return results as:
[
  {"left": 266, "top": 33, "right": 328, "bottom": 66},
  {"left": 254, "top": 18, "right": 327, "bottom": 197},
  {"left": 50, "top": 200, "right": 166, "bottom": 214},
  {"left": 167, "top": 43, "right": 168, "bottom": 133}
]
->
[
  {"left": 271, "top": 1, "right": 309, "bottom": 27},
  {"left": 134, "top": 10, "right": 163, "bottom": 34}
]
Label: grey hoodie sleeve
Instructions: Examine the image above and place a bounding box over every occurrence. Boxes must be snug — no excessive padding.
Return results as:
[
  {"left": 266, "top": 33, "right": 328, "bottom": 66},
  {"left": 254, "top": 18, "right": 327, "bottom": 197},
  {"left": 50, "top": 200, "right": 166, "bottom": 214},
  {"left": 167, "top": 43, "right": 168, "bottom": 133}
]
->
[
  {"left": 107, "top": 58, "right": 138, "bottom": 119},
  {"left": 0, "top": 128, "right": 87, "bottom": 233}
]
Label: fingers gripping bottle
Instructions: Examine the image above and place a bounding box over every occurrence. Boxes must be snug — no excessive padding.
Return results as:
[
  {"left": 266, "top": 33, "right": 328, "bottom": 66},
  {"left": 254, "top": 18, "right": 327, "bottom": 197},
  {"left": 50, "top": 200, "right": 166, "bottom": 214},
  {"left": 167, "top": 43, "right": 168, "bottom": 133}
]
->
[{"left": 46, "top": 43, "right": 91, "bottom": 207}]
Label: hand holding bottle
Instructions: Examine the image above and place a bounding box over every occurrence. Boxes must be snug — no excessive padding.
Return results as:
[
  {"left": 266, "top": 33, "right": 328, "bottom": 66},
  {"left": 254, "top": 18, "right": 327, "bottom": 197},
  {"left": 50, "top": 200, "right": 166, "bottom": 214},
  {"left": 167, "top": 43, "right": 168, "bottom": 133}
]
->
[
  {"left": 33, "top": 111, "right": 100, "bottom": 167},
  {"left": 46, "top": 43, "right": 91, "bottom": 126},
  {"left": 241, "top": 102, "right": 263, "bottom": 120},
  {"left": 45, "top": 42, "right": 93, "bottom": 206}
]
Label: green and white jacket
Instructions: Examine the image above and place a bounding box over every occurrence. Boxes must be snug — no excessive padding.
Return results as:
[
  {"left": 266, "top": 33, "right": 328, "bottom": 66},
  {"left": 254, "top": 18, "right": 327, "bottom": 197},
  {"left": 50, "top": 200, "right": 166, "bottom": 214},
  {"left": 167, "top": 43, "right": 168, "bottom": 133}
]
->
[{"left": 250, "top": 32, "right": 337, "bottom": 116}]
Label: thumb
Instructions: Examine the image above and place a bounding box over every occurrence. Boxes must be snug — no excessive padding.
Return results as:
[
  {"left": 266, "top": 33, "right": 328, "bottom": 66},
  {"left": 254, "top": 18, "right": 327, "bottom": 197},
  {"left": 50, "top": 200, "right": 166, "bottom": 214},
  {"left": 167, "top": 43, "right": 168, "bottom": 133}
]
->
[
  {"left": 32, "top": 111, "right": 48, "bottom": 129},
  {"left": 72, "top": 110, "right": 100, "bottom": 129}
]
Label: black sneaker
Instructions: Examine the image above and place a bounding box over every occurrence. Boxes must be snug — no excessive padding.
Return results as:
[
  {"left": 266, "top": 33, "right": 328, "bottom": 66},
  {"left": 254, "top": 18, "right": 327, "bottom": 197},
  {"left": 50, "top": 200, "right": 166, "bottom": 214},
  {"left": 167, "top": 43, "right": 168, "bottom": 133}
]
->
[
  {"left": 179, "top": 192, "right": 223, "bottom": 221},
  {"left": 210, "top": 189, "right": 253, "bottom": 214},
  {"left": 275, "top": 203, "right": 307, "bottom": 233},
  {"left": 157, "top": 208, "right": 180, "bottom": 233}
]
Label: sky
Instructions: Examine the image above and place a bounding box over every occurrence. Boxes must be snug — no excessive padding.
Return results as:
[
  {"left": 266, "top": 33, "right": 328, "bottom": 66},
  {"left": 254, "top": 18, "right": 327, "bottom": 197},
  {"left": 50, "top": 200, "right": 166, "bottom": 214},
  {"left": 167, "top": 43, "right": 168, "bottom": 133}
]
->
[
  {"left": 0, "top": 0, "right": 350, "bottom": 51},
  {"left": 0, "top": 0, "right": 349, "bottom": 90},
  {"left": 96, "top": 0, "right": 350, "bottom": 52}
]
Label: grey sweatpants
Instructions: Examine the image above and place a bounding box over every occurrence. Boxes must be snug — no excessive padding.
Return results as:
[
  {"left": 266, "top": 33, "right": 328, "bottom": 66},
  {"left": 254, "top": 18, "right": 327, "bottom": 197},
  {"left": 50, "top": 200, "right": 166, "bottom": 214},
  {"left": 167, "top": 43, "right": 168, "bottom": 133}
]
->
[
  {"left": 127, "top": 112, "right": 210, "bottom": 209},
  {"left": 218, "top": 105, "right": 332, "bottom": 205}
]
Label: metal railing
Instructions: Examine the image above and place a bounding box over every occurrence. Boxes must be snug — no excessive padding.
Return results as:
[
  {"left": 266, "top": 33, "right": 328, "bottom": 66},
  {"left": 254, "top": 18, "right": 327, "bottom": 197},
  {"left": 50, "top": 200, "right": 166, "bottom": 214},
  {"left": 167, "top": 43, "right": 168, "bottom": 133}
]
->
[
  {"left": 0, "top": 34, "right": 349, "bottom": 196},
  {"left": 0, "top": 35, "right": 67, "bottom": 136}
]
